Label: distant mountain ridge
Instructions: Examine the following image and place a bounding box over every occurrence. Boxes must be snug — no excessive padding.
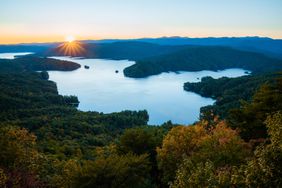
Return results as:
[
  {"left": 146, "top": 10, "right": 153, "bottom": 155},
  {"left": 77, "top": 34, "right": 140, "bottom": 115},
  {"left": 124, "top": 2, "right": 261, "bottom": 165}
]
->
[
  {"left": 88, "top": 36, "right": 282, "bottom": 59},
  {"left": 1, "top": 36, "right": 282, "bottom": 59}
]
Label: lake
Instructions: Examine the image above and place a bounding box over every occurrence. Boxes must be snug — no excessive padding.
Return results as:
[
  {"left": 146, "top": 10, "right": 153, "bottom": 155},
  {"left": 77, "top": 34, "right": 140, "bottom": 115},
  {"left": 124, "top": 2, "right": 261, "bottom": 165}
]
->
[
  {"left": 0, "top": 52, "right": 32, "bottom": 59},
  {"left": 49, "top": 56, "right": 248, "bottom": 125},
  {"left": 0, "top": 53, "right": 248, "bottom": 125}
]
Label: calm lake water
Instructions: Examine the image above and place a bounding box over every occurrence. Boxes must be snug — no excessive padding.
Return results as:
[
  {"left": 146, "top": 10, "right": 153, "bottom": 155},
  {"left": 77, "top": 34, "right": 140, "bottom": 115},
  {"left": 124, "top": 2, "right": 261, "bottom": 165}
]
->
[
  {"left": 0, "top": 53, "right": 248, "bottom": 125},
  {"left": 48, "top": 56, "right": 248, "bottom": 125},
  {"left": 0, "top": 52, "right": 32, "bottom": 59}
]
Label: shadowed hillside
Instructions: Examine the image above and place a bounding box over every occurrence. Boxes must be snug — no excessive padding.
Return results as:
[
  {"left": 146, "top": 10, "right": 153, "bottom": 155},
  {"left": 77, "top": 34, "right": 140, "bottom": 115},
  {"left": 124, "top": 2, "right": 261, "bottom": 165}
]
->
[
  {"left": 124, "top": 46, "right": 282, "bottom": 78},
  {"left": 0, "top": 56, "right": 81, "bottom": 72},
  {"left": 40, "top": 41, "right": 184, "bottom": 60}
]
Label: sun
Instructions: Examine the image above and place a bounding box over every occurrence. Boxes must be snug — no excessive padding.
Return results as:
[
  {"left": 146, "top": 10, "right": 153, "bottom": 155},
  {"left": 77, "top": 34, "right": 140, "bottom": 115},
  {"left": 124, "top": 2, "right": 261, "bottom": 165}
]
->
[
  {"left": 65, "top": 35, "right": 75, "bottom": 43},
  {"left": 58, "top": 37, "right": 85, "bottom": 56}
]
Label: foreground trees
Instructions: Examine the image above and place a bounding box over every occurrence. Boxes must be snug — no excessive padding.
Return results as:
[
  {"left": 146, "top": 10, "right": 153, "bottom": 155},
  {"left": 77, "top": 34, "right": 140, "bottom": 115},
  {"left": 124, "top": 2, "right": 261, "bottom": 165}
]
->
[
  {"left": 157, "top": 122, "right": 251, "bottom": 186},
  {"left": 2, "top": 114, "right": 280, "bottom": 188},
  {"left": 241, "top": 112, "right": 282, "bottom": 187},
  {"left": 0, "top": 126, "right": 43, "bottom": 187},
  {"left": 162, "top": 112, "right": 282, "bottom": 188},
  {"left": 73, "top": 153, "right": 151, "bottom": 188},
  {"left": 229, "top": 78, "right": 282, "bottom": 140}
]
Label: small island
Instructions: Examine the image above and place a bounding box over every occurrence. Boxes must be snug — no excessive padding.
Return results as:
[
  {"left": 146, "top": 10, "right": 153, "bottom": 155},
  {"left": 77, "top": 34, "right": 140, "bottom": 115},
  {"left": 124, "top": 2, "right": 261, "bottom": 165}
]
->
[
  {"left": 115, "top": 70, "right": 119, "bottom": 73},
  {"left": 84, "top": 65, "right": 90, "bottom": 69}
]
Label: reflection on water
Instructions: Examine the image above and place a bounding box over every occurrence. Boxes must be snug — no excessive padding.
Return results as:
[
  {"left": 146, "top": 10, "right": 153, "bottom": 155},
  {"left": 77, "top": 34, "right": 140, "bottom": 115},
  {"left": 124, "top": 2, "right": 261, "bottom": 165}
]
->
[{"left": 48, "top": 56, "right": 248, "bottom": 125}]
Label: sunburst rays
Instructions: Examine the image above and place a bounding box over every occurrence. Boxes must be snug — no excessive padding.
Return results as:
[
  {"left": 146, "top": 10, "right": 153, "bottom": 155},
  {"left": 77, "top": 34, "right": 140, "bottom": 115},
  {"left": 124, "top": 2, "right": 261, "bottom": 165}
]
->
[{"left": 57, "top": 41, "right": 86, "bottom": 57}]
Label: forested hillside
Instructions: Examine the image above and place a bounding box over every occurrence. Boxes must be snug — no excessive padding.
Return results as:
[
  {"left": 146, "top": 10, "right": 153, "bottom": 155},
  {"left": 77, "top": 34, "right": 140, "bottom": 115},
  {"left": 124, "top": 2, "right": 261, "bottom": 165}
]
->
[
  {"left": 0, "top": 58, "right": 159, "bottom": 187},
  {"left": 0, "top": 56, "right": 81, "bottom": 72},
  {"left": 184, "top": 72, "right": 281, "bottom": 118},
  {"left": 0, "top": 55, "right": 281, "bottom": 187},
  {"left": 184, "top": 72, "right": 282, "bottom": 141},
  {"left": 124, "top": 46, "right": 282, "bottom": 78}
]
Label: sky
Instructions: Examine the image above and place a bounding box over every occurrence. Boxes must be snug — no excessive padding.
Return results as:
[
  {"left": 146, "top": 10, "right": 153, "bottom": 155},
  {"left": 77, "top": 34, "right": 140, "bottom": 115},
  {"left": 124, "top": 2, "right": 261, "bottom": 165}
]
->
[{"left": 0, "top": 0, "right": 282, "bottom": 44}]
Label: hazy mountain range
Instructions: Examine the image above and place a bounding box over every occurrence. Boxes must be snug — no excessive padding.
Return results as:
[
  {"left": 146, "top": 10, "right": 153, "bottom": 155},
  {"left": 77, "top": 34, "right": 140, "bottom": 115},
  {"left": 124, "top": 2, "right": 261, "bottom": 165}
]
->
[{"left": 1, "top": 36, "right": 282, "bottom": 59}]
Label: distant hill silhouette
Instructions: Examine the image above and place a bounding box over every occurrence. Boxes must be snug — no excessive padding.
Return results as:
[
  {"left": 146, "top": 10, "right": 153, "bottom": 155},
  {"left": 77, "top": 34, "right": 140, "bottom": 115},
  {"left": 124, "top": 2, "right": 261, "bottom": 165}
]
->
[
  {"left": 0, "top": 56, "right": 80, "bottom": 72},
  {"left": 124, "top": 46, "right": 282, "bottom": 78},
  {"left": 40, "top": 41, "right": 185, "bottom": 60},
  {"left": 1, "top": 36, "right": 282, "bottom": 59},
  {"left": 83, "top": 37, "right": 282, "bottom": 59}
]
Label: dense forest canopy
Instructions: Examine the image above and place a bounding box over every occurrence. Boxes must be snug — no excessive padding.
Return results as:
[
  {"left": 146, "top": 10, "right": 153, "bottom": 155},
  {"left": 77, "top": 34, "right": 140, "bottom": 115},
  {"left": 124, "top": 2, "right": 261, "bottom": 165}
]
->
[
  {"left": 184, "top": 72, "right": 282, "bottom": 141},
  {"left": 0, "top": 56, "right": 158, "bottom": 187},
  {"left": 184, "top": 72, "right": 282, "bottom": 119}
]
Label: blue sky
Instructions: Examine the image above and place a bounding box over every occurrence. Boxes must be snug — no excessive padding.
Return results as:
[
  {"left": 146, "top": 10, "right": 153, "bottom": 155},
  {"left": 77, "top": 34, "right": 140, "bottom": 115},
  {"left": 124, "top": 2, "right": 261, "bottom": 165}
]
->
[{"left": 0, "top": 0, "right": 282, "bottom": 43}]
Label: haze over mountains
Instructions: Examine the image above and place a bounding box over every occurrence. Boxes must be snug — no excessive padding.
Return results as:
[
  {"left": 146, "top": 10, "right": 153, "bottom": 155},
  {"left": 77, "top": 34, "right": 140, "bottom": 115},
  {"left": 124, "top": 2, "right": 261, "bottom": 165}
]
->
[{"left": 1, "top": 36, "right": 282, "bottom": 59}]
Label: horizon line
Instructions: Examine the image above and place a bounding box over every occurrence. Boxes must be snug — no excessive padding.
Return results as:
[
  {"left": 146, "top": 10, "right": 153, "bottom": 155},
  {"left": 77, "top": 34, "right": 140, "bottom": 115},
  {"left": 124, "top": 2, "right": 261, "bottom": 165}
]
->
[{"left": 0, "top": 35, "right": 281, "bottom": 45}]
